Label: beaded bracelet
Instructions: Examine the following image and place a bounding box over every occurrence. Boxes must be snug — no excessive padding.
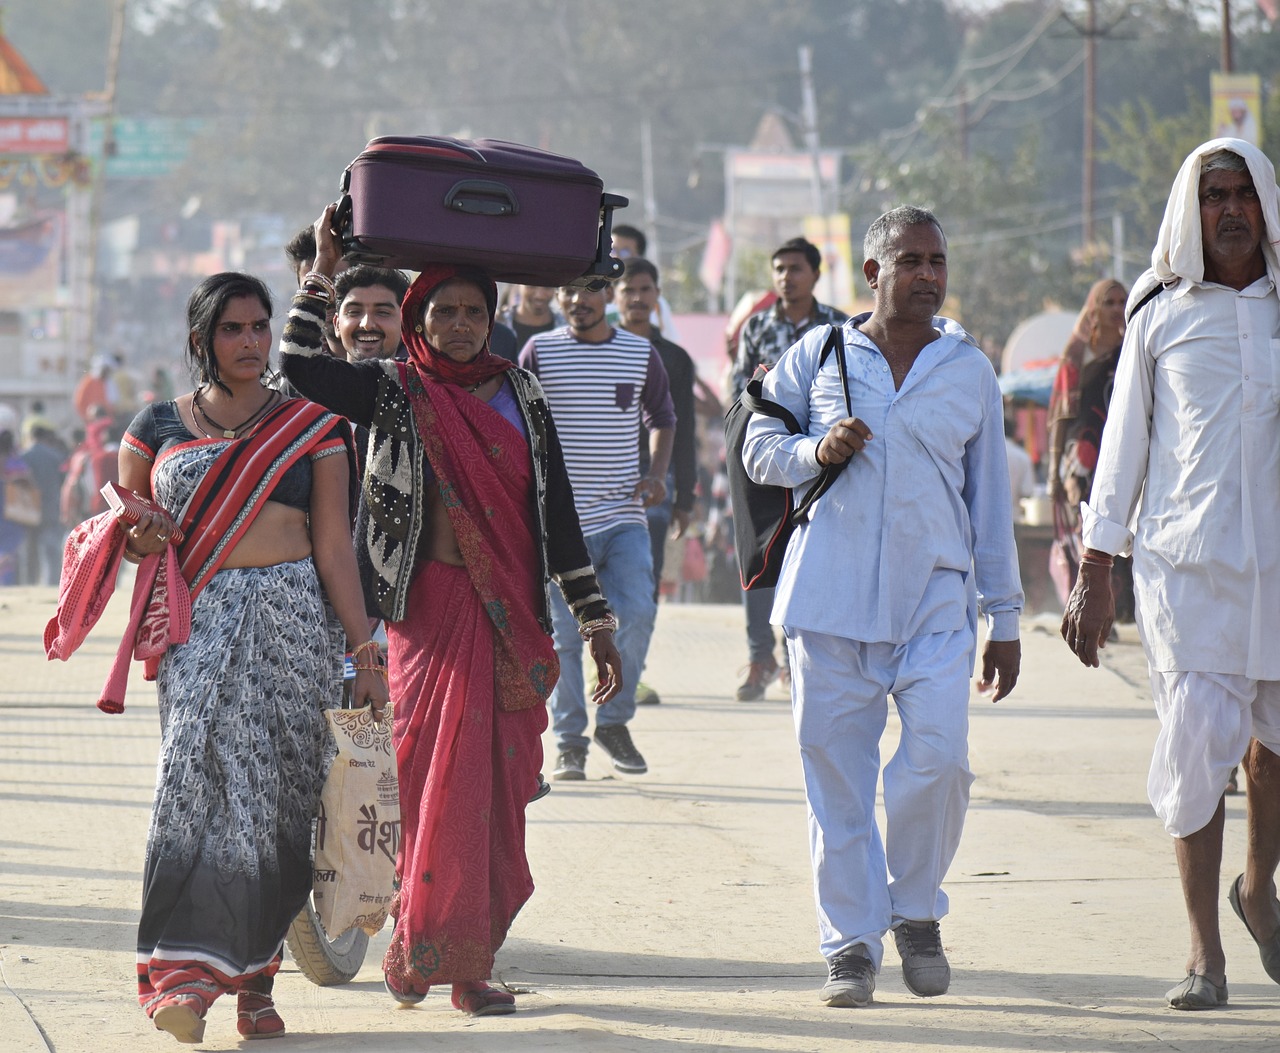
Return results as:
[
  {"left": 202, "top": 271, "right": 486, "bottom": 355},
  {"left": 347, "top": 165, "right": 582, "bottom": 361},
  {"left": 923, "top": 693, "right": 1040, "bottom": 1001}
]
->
[
  {"left": 352, "top": 663, "right": 388, "bottom": 678},
  {"left": 578, "top": 615, "right": 617, "bottom": 641}
]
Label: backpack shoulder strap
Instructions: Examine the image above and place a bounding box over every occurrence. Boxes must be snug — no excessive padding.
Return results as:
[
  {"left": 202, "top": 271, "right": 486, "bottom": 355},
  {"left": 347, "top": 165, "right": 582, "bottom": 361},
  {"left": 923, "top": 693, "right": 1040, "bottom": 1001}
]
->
[
  {"left": 1126, "top": 280, "right": 1172, "bottom": 324},
  {"left": 819, "top": 324, "right": 852, "bottom": 417}
]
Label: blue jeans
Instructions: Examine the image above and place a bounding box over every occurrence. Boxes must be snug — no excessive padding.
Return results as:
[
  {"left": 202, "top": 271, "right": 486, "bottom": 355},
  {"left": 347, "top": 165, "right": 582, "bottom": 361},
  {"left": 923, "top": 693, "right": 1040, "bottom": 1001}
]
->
[
  {"left": 548, "top": 520, "right": 657, "bottom": 751},
  {"left": 646, "top": 480, "right": 674, "bottom": 603},
  {"left": 743, "top": 585, "right": 778, "bottom": 665}
]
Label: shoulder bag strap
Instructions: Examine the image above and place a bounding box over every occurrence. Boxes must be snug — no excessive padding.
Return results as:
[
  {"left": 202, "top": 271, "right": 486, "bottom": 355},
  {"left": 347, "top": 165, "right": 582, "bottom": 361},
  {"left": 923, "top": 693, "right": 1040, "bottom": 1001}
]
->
[{"left": 792, "top": 325, "right": 851, "bottom": 522}]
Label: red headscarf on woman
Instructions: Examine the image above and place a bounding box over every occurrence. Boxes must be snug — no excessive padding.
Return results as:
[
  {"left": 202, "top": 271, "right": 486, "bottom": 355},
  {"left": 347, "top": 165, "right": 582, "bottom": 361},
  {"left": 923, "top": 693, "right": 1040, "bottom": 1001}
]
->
[{"left": 400, "top": 264, "right": 512, "bottom": 389}]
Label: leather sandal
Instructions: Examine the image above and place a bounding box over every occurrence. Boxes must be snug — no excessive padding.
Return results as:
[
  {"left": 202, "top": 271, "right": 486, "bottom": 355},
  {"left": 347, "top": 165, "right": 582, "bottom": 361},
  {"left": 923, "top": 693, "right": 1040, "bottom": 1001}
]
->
[
  {"left": 451, "top": 981, "right": 516, "bottom": 1016},
  {"left": 1229, "top": 873, "right": 1280, "bottom": 984},
  {"left": 384, "top": 972, "right": 428, "bottom": 1005},
  {"left": 152, "top": 993, "right": 208, "bottom": 1044},
  {"left": 236, "top": 990, "right": 286, "bottom": 1039},
  {"left": 1166, "top": 971, "right": 1227, "bottom": 1010}
]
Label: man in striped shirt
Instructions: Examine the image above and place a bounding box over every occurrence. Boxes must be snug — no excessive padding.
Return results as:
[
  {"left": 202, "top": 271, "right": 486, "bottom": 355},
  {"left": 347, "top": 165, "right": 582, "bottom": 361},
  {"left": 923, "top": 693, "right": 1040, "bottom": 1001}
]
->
[{"left": 519, "top": 283, "right": 676, "bottom": 781}]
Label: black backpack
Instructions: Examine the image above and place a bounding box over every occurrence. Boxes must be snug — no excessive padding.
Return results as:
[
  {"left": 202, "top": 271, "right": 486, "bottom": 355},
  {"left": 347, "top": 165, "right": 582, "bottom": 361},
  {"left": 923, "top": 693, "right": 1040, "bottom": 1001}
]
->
[{"left": 725, "top": 325, "right": 852, "bottom": 590}]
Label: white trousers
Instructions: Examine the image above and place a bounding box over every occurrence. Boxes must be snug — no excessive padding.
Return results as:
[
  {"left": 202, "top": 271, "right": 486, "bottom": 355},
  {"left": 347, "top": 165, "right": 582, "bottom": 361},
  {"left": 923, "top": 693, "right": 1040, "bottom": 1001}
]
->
[
  {"left": 1148, "top": 670, "right": 1280, "bottom": 838},
  {"left": 786, "top": 626, "right": 976, "bottom": 970}
]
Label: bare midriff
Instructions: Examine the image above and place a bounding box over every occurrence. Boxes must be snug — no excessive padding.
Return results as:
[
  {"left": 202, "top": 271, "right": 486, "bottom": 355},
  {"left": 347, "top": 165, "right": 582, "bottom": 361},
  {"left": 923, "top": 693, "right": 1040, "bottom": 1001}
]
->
[
  {"left": 221, "top": 501, "right": 313, "bottom": 568},
  {"left": 419, "top": 486, "right": 464, "bottom": 567}
]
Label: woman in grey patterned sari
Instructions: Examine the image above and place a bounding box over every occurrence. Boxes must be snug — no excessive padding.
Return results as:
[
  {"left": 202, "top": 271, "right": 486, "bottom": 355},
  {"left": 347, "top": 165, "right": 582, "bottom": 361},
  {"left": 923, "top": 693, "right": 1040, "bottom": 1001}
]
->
[{"left": 116, "top": 272, "right": 389, "bottom": 1044}]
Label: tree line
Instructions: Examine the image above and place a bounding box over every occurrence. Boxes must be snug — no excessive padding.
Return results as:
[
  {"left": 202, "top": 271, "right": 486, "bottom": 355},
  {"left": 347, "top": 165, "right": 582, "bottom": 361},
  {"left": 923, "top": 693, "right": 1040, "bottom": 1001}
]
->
[{"left": 7, "top": 0, "right": 1278, "bottom": 349}]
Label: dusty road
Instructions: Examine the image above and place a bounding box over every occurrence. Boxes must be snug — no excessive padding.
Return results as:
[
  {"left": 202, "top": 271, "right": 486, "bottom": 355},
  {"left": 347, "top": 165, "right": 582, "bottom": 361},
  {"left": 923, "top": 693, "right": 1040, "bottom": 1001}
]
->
[{"left": 2, "top": 585, "right": 1278, "bottom": 1052}]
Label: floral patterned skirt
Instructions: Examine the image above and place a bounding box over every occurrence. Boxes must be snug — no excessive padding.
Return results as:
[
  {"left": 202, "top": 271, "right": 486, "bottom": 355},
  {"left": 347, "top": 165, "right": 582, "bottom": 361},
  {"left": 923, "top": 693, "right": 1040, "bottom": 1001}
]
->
[{"left": 136, "top": 560, "right": 340, "bottom": 1014}]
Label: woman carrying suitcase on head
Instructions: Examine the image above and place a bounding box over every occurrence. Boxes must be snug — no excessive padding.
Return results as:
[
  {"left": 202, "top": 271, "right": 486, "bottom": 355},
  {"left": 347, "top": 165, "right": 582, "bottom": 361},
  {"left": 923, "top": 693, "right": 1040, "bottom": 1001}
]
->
[{"left": 280, "top": 207, "right": 622, "bottom": 1016}]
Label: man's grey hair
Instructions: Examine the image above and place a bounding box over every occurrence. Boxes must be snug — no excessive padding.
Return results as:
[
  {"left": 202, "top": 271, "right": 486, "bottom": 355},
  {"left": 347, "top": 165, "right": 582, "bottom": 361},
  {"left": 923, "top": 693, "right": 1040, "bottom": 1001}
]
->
[
  {"left": 1201, "top": 149, "right": 1247, "bottom": 175},
  {"left": 863, "top": 205, "right": 946, "bottom": 265}
]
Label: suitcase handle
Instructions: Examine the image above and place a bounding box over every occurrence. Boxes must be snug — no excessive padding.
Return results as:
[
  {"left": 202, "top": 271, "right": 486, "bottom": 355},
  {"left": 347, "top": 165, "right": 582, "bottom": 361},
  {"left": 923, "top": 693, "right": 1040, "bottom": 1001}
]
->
[{"left": 444, "top": 180, "right": 519, "bottom": 217}]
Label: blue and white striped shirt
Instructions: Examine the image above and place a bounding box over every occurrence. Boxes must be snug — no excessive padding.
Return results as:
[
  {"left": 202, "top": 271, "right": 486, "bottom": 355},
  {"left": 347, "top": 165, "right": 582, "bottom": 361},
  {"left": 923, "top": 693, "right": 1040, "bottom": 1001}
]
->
[{"left": 520, "top": 326, "right": 676, "bottom": 536}]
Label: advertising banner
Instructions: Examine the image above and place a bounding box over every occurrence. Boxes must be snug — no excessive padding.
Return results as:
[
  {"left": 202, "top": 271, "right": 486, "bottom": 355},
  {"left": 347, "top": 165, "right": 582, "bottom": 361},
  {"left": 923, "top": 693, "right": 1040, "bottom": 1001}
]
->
[{"left": 1211, "top": 72, "right": 1262, "bottom": 147}]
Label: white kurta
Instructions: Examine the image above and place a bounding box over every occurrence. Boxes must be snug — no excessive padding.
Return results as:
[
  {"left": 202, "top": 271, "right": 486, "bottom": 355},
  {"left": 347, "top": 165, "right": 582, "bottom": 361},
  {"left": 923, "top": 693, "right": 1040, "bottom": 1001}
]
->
[{"left": 1081, "top": 274, "right": 1280, "bottom": 678}]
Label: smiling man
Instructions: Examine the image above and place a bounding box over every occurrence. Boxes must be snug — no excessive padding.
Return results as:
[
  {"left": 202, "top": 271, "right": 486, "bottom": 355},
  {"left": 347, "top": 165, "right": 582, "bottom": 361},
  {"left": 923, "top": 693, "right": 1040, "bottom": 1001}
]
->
[
  {"left": 743, "top": 205, "right": 1022, "bottom": 1008},
  {"left": 333, "top": 266, "right": 410, "bottom": 363},
  {"left": 1062, "top": 139, "right": 1280, "bottom": 1011}
]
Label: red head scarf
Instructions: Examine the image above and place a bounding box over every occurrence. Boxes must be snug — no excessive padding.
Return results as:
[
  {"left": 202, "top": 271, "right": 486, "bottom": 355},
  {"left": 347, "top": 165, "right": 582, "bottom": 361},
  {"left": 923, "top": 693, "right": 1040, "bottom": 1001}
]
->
[{"left": 400, "top": 264, "right": 511, "bottom": 389}]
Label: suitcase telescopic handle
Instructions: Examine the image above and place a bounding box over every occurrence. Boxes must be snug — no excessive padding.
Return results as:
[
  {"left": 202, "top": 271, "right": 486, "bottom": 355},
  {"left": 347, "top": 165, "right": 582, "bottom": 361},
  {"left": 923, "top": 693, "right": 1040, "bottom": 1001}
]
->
[{"left": 444, "top": 180, "right": 519, "bottom": 217}]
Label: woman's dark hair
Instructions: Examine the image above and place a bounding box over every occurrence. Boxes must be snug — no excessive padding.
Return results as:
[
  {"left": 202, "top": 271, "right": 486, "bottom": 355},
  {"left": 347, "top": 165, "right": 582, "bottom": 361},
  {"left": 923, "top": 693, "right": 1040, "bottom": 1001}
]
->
[{"left": 185, "top": 272, "right": 273, "bottom": 394}]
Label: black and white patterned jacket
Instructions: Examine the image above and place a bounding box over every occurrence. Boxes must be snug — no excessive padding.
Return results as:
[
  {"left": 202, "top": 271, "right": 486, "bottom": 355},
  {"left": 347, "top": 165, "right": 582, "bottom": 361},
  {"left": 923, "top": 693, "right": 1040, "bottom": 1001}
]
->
[{"left": 280, "top": 292, "right": 609, "bottom": 631}]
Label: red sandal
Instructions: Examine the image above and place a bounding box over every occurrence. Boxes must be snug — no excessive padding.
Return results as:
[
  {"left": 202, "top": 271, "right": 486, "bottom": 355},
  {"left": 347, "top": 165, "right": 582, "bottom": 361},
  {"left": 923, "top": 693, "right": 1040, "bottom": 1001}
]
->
[
  {"left": 237, "top": 990, "right": 286, "bottom": 1040},
  {"left": 451, "top": 981, "right": 516, "bottom": 1016}
]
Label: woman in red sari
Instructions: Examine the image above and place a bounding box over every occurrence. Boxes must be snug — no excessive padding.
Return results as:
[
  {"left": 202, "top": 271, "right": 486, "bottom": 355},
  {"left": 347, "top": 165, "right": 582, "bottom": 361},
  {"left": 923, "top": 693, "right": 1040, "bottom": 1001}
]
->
[
  {"left": 282, "top": 210, "right": 623, "bottom": 1016},
  {"left": 1045, "top": 278, "right": 1126, "bottom": 603}
]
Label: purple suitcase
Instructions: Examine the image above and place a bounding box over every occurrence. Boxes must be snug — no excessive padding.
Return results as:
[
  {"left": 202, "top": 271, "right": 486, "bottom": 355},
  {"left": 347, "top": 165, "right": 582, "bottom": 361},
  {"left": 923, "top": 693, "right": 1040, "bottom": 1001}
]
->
[{"left": 336, "top": 136, "right": 627, "bottom": 286}]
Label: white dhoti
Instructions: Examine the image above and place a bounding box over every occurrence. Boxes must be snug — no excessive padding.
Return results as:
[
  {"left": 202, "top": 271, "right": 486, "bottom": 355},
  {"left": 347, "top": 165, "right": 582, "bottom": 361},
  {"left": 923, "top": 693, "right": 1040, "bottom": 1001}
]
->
[
  {"left": 1147, "top": 671, "right": 1280, "bottom": 838},
  {"left": 786, "top": 625, "right": 976, "bottom": 970}
]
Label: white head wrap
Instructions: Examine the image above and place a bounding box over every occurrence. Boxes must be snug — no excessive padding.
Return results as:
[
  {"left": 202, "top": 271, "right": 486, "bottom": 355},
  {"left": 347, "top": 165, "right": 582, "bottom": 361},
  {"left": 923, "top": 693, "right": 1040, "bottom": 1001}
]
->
[{"left": 1150, "top": 137, "right": 1280, "bottom": 285}]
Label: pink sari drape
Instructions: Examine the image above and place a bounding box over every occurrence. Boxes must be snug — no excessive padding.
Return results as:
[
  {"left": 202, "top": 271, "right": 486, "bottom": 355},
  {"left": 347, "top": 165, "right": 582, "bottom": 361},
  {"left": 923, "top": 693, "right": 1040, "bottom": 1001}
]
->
[{"left": 382, "top": 371, "right": 555, "bottom": 989}]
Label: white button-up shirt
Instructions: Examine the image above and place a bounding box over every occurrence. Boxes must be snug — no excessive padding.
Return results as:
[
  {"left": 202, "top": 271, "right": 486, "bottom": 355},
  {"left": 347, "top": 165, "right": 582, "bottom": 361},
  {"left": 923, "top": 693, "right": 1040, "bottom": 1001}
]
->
[
  {"left": 743, "top": 317, "right": 1022, "bottom": 645},
  {"left": 1082, "top": 274, "right": 1280, "bottom": 677}
]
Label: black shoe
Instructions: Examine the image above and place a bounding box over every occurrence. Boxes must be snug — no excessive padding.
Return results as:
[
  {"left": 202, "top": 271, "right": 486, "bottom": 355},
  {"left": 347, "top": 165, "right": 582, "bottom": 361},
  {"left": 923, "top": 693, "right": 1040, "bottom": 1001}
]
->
[
  {"left": 552, "top": 747, "right": 587, "bottom": 781},
  {"left": 593, "top": 725, "right": 648, "bottom": 774},
  {"left": 820, "top": 945, "right": 875, "bottom": 1007},
  {"left": 529, "top": 773, "right": 551, "bottom": 802}
]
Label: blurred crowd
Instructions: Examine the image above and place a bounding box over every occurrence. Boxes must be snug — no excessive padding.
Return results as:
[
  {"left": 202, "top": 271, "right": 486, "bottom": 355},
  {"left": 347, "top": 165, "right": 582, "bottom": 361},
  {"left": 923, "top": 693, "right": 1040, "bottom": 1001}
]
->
[{"left": 0, "top": 355, "right": 177, "bottom": 587}]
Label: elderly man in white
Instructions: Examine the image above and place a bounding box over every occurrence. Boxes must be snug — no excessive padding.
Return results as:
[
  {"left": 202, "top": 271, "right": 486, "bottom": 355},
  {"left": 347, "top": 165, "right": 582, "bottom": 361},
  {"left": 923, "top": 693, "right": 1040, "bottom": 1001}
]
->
[
  {"left": 744, "top": 205, "right": 1022, "bottom": 1008},
  {"left": 1062, "top": 138, "right": 1280, "bottom": 1010}
]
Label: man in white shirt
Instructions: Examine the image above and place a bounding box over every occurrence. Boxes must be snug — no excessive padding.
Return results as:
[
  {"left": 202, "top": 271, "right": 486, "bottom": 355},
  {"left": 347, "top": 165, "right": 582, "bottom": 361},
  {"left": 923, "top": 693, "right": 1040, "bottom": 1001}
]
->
[
  {"left": 744, "top": 205, "right": 1022, "bottom": 1008},
  {"left": 1061, "top": 139, "right": 1280, "bottom": 1011}
]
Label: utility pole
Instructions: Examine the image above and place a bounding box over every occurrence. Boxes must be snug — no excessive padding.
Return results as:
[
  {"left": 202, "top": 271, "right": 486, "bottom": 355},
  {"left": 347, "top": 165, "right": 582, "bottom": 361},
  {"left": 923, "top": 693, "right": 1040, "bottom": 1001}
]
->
[
  {"left": 1082, "top": 0, "right": 1096, "bottom": 250},
  {"left": 81, "top": 0, "right": 128, "bottom": 366},
  {"left": 1061, "top": 0, "right": 1122, "bottom": 259},
  {"left": 798, "top": 45, "right": 824, "bottom": 216},
  {"left": 1221, "top": 0, "right": 1234, "bottom": 72},
  {"left": 640, "top": 117, "right": 659, "bottom": 266}
]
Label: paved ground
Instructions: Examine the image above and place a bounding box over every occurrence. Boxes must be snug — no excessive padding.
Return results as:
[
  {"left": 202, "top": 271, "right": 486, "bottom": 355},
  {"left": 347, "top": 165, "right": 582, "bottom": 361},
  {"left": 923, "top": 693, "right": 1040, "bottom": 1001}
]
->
[{"left": 2, "top": 584, "right": 1278, "bottom": 1052}]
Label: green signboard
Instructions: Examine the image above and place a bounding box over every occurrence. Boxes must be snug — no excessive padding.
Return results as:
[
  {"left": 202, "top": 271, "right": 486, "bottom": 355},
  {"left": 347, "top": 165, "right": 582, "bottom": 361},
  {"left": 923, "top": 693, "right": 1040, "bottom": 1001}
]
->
[{"left": 87, "top": 118, "right": 205, "bottom": 179}]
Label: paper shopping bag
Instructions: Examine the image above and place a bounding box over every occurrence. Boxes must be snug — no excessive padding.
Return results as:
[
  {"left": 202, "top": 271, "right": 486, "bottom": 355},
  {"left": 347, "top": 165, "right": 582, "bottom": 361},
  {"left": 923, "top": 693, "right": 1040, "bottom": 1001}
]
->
[{"left": 312, "top": 705, "right": 400, "bottom": 937}]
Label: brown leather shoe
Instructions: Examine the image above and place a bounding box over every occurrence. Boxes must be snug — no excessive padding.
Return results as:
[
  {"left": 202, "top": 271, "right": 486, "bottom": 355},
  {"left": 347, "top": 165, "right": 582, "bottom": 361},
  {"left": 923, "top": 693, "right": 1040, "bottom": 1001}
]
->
[{"left": 736, "top": 659, "right": 778, "bottom": 701}]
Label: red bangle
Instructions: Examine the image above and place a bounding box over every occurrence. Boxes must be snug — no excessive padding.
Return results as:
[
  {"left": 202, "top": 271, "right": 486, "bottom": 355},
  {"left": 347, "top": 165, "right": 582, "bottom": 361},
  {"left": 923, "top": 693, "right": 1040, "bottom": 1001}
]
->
[{"left": 1079, "top": 551, "right": 1114, "bottom": 568}]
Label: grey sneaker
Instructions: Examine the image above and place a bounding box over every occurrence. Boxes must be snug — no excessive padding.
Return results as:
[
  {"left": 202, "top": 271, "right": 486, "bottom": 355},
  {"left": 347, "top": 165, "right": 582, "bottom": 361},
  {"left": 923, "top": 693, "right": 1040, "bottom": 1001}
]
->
[
  {"left": 820, "top": 945, "right": 876, "bottom": 1007},
  {"left": 593, "top": 724, "right": 648, "bottom": 774},
  {"left": 894, "top": 920, "right": 950, "bottom": 996},
  {"left": 552, "top": 747, "right": 587, "bottom": 781}
]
